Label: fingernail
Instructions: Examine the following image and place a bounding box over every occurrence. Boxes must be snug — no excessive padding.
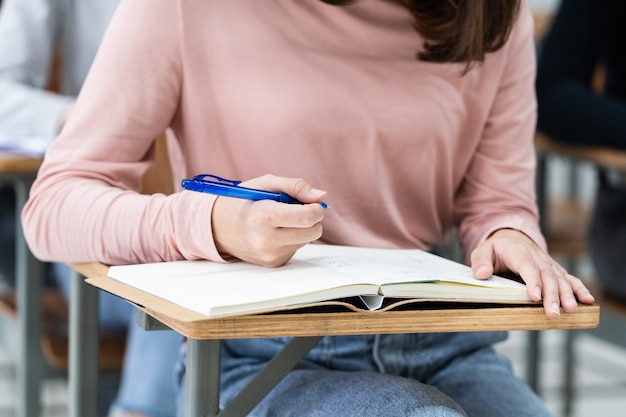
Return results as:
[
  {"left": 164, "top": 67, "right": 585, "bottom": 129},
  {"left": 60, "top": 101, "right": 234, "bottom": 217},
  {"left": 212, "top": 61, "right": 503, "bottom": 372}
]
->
[
  {"left": 308, "top": 188, "right": 326, "bottom": 197},
  {"left": 476, "top": 265, "right": 490, "bottom": 276},
  {"left": 551, "top": 302, "right": 560, "bottom": 314},
  {"left": 534, "top": 286, "right": 542, "bottom": 299}
]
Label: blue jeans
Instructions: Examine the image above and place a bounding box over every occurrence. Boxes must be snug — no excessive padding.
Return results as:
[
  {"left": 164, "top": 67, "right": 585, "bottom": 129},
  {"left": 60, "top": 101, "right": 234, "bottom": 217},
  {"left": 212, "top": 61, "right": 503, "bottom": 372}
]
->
[
  {"left": 175, "top": 332, "right": 552, "bottom": 417},
  {"left": 53, "top": 263, "right": 181, "bottom": 417},
  {"left": 110, "top": 324, "right": 182, "bottom": 417}
]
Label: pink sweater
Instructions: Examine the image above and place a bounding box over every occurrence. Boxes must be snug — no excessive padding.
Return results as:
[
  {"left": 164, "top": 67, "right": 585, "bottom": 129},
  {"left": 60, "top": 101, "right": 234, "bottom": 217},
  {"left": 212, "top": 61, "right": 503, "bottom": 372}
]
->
[{"left": 22, "top": 0, "right": 545, "bottom": 266}]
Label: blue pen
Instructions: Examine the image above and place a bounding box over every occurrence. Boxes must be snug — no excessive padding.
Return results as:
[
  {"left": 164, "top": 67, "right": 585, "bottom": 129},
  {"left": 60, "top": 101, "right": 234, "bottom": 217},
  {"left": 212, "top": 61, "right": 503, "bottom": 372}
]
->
[{"left": 181, "top": 174, "right": 328, "bottom": 209}]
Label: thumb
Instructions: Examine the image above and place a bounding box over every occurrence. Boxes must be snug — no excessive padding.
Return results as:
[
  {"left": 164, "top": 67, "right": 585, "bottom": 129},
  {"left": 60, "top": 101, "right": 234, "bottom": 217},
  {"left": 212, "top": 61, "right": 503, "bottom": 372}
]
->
[
  {"left": 270, "top": 174, "right": 327, "bottom": 203},
  {"left": 297, "top": 186, "right": 327, "bottom": 205},
  {"left": 243, "top": 175, "right": 327, "bottom": 205},
  {"left": 286, "top": 178, "right": 327, "bottom": 207},
  {"left": 470, "top": 243, "right": 495, "bottom": 280}
]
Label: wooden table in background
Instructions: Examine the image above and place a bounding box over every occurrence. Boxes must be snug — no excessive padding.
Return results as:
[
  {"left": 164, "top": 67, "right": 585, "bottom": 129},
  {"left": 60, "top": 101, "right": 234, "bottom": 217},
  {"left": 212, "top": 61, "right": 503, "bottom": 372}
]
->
[
  {"left": 0, "top": 151, "right": 58, "bottom": 417},
  {"left": 534, "top": 132, "right": 626, "bottom": 417}
]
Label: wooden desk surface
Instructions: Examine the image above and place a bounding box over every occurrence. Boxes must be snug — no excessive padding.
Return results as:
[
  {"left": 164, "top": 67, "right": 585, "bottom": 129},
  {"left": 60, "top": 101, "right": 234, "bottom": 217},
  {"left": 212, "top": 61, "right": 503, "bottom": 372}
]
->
[
  {"left": 0, "top": 151, "right": 42, "bottom": 174},
  {"left": 72, "top": 262, "right": 600, "bottom": 341},
  {"left": 535, "top": 132, "right": 626, "bottom": 172}
]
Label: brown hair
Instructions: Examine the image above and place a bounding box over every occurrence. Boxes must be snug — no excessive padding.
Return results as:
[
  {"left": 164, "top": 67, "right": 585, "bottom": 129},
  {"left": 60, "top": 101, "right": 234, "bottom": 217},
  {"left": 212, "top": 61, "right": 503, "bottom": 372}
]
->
[{"left": 321, "top": 0, "right": 521, "bottom": 73}]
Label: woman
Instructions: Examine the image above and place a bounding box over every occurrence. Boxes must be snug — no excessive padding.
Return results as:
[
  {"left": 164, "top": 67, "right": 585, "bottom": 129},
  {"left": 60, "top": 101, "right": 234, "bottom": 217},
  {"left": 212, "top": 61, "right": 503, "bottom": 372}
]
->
[{"left": 23, "top": 1, "right": 594, "bottom": 415}]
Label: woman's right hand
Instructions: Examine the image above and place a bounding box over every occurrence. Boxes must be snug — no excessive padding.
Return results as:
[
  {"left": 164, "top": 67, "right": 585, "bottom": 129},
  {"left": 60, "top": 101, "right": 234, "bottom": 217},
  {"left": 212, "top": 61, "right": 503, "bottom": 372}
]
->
[{"left": 211, "top": 174, "right": 327, "bottom": 267}]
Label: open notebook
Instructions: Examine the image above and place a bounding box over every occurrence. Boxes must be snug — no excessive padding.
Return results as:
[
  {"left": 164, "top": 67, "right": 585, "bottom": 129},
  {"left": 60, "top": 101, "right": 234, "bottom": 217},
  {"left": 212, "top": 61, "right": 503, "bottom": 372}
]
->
[{"left": 106, "top": 244, "right": 535, "bottom": 318}]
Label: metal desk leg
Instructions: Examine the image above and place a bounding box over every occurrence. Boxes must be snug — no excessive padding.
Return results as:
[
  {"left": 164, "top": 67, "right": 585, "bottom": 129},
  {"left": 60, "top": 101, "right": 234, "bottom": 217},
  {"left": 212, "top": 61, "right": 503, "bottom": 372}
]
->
[
  {"left": 220, "top": 336, "right": 323, "bottom": 417},
  {"left": 562, "top": 330, "right": 576, "bottom": 417},
  {"left": 69, "top": 269, "right": 99, "bottom": 417},
  {"left": 185, "top": 336, "right": 323, "bottom": 417},
  {"left": 14, "top": 177, "right": 44, "bottom": 417},
  {"left": 186, "top": 339, "right": 222, "bottom": 417},
  {"left": 525, "top": 150, "right": 548, "bottom": 396},
  {"left": 525, "top": 330, "right": 541, "bottom": 394}
]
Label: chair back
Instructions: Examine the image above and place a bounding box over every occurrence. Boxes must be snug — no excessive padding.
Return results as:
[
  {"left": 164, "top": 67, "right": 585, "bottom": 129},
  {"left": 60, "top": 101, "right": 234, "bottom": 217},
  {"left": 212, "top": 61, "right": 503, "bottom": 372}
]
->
[{"left": 140, "top": 133, "right": 175, "bottom": 195}]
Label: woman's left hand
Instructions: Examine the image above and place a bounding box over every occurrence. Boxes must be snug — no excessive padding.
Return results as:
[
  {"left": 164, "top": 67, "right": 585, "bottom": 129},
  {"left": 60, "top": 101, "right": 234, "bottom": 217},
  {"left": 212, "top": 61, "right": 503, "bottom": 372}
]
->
[{"left": 470, "top": 228, "right": 595, "bottom": 318}]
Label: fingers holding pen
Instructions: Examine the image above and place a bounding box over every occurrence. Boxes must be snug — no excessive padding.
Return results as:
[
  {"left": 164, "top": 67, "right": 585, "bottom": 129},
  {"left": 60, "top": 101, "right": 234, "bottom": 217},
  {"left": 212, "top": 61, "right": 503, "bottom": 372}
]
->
[
  {"left": 211, "top": 175, "right": 328, "bottom": 267},
  {"left": 241, "top": 174, "right": 329, "bottom": 207}
]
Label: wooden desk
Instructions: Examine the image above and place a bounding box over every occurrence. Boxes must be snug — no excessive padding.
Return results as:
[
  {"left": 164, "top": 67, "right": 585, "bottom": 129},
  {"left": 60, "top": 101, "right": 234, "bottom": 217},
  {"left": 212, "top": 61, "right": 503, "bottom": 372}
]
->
[
  {"left": 0, "top": 151, "right": 43, "bottom": 173},
  {"left": 535, "top": 132, "right": 626, "bottom": 239},
  {"left": 0, "top": 152, "right": 59, "bottom": 417},
  {"left": 535, "top": 132, "right": 626, "bottom": 172},
  {"left": 71, "top": 261, "right": 600, "bottom": 417}
]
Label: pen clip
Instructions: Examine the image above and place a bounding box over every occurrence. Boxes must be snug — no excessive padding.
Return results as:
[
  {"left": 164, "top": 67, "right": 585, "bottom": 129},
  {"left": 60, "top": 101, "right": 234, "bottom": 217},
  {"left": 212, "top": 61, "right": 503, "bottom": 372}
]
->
[
  {"left": 182, "top": 174, "right": 276, "bottom": 198},
  {"left": 193, "top": 174, "right": 241, "bottom": 187}
]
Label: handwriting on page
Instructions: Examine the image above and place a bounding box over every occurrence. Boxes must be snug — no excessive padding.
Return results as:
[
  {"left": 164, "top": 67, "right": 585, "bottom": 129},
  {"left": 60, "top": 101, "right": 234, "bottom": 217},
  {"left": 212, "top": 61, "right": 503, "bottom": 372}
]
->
[{"left": 301, "top": 247, "right": 521, "bottom": 288}]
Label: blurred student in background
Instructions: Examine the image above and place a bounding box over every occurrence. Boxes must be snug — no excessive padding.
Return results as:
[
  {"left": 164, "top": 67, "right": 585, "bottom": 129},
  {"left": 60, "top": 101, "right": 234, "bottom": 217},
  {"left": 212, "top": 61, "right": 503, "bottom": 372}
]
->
[
  {"left": 0, "top": 0, "right": 180, "bottom": 416},
  {"left": 536, "top": 0, "right": 626, "bottom": 302}
]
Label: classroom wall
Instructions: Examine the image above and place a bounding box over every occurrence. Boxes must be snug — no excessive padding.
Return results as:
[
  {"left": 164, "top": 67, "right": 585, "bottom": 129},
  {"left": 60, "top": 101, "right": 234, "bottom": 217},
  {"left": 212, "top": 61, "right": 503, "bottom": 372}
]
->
[{"left": 528, "top": 0, "right": 560, "bottom": 14}]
